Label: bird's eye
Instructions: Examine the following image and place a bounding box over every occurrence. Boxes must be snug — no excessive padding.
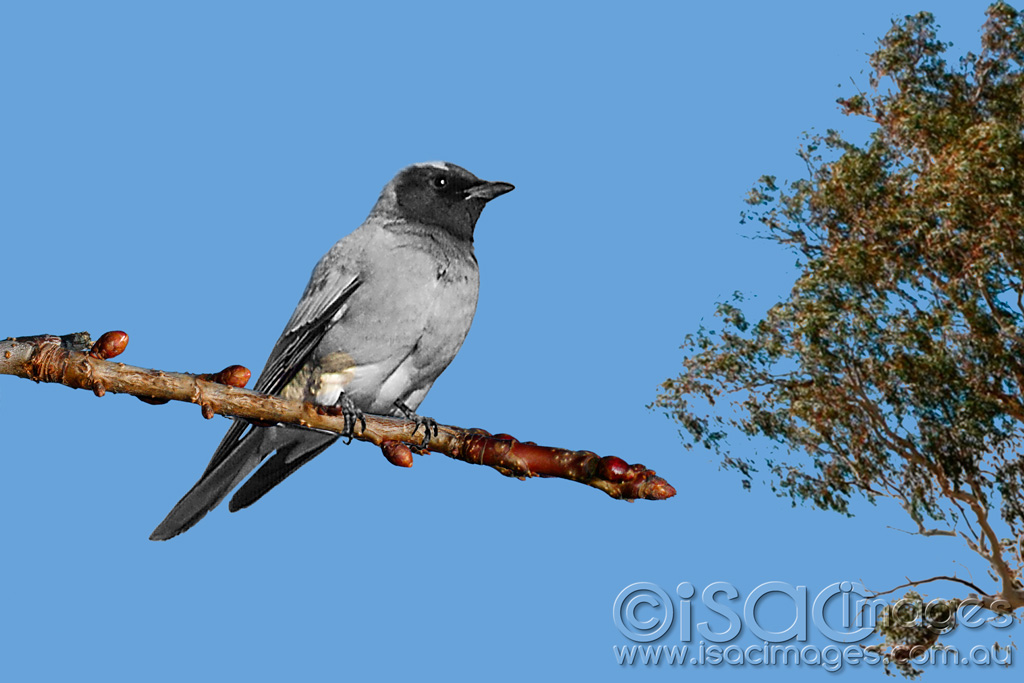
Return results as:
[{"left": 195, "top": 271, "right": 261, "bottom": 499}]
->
[{"left": 432, "top": 175, "right": 448, "bottom": 189}]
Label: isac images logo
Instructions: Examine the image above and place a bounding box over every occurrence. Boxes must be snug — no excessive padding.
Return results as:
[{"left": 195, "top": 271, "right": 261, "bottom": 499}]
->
[{"left": 612, "top": 581, "right": 1014, "bottom": 672}]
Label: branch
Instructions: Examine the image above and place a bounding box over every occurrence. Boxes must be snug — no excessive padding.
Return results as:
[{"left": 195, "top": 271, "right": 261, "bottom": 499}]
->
[
  {"left": 0, "top": 331, "right": 676, "bottom": 502},
  {"left": 865, "top": 574, "right": 989, "bottom": 600},
  {"left": 887, "top": 523, "right": 956, "bottom": 538},
  {"left": 957, "top": 472, "right": 1024, "bottom": 608}
]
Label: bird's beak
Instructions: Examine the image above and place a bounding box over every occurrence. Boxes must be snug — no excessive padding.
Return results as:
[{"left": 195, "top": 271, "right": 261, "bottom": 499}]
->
[{"left": 464, "top": 180, "right": 515, "bottom": 202}]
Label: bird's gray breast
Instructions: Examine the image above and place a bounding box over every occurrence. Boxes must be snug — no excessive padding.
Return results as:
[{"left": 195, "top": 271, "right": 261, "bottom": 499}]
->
[{"left": 307, "top": 227, "right": 480, "bottom": 414}]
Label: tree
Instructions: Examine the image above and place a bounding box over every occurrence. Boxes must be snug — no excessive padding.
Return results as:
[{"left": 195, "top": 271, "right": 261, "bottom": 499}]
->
[{"left": 655, "top": 3, "right": 1024, "bottom": 676}]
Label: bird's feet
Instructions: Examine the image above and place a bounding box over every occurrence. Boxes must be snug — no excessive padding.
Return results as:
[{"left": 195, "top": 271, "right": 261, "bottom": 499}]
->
[
  {"left": 316, "top": 393, "right": 366, "bottom": 444},
  {"left": 394, "top": 399, "right": 438, "bottom": 447}
]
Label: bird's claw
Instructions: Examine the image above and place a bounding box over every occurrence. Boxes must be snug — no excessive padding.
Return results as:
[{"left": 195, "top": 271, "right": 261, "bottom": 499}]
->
[
  {"left": 394, "top": 399, "right": 438, "bottom": 448},
  {"left": 316, "top": 394, "right": 366, "bottom": 444}
]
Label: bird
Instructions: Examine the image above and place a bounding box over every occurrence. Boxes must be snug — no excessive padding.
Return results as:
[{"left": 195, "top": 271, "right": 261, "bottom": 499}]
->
[{"left": 150, "top": 161, "right": 514, "bottom": 540}]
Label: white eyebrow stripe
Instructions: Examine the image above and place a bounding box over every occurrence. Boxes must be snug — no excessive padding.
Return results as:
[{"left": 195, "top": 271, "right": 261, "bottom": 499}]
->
[{"left": 417, "top": 161, "right": 450, "bottom": 170}]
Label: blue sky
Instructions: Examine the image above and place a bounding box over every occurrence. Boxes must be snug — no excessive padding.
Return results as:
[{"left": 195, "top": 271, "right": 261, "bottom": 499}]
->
[{"left": 1, "top": 2, "right": 1016, "bottom": 681}]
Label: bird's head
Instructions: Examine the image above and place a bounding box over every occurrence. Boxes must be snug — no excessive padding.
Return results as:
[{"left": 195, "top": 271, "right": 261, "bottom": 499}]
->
[{"left": 374, "top": 162, "right": 514, "bottom": 241}]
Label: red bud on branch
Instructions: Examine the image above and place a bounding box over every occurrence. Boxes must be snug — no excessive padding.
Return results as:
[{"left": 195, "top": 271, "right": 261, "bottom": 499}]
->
[
  {"left": 380, "top": 440, "right": 414, "bottom": 467},
  {"left": 89, "top": 331, "right": 129, "bottom": 360},
  {"left": 197, "top": 365, "right": 251, "bottom": 388}
]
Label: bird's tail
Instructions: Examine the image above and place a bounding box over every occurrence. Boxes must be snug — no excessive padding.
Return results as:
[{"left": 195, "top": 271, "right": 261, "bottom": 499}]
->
[
  {"left": 149, "top": 421, "right": 335, "bottom": 541},
  {"left": 228, "top": 436, "right": 336, "bottom": 512}
]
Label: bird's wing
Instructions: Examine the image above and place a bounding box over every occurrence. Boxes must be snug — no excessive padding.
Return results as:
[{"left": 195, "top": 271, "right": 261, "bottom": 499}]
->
[
  {"left": 194, "top": 265, "right": 361, "bottom": 480},
  {"left": 253, "top": 261, "right": 364, "bottom": 396},
  {"left": 149, "top": 244, "right": 365, "bottom": 540}
]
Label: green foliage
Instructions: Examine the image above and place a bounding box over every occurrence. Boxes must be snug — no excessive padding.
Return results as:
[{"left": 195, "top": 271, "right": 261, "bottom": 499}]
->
[
  {"left": 656, "top": 3, "right": 1024, "bottom": 671},
  {"left": 871, "top": 591, "right": 957, "bottom": 678}
]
